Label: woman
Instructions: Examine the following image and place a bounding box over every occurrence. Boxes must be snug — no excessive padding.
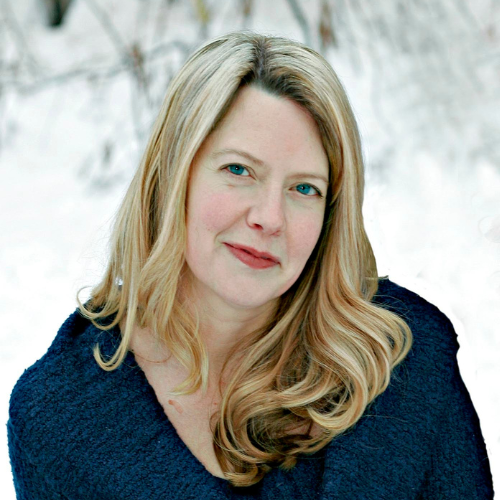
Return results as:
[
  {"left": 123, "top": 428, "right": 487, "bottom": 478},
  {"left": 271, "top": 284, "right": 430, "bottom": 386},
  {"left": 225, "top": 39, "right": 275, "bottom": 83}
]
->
[{"left": 8, "top": 32, "right": 493, "bottom": 499}]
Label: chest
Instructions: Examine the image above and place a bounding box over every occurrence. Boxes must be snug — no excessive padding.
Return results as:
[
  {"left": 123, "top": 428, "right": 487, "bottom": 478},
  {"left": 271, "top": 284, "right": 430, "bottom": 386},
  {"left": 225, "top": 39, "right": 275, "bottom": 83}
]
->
[{"left": 135, "top": 358, "right": 225, "bottom": 478}]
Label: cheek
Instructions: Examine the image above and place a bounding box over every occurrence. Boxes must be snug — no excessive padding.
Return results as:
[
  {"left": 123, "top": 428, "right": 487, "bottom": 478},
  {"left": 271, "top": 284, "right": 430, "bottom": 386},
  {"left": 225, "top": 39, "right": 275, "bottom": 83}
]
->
[
  {"left": 189, "top": 190, "right": 241, "bottom": 236},
  {"left": 275, "top": 214, "right": 323, "bottom": 298},
  {"left": 289, "top": 213, "right": 324, "bottom": 261}
]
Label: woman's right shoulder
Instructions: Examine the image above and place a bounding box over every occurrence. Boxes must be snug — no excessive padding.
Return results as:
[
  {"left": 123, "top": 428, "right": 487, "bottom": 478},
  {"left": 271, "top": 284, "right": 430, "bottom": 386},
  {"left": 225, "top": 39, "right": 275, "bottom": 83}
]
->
[
  {"left": 10, "top": 310, "right": 93, "bottom": 399},
  {"left": 7, "top": 310, "right": 138, "bottom": 497},
  {"left": 8, "top": 309, "right": 112, "bottom": 451}
]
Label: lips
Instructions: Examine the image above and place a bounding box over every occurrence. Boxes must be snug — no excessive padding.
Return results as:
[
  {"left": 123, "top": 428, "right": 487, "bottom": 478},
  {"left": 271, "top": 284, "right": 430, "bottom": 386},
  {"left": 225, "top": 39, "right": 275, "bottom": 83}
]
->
[
  {"left": 224, "top": 243, "right": 280, "bottom": 264},
  {"left": 223, "top": 242, "right": 281, "bottom": 271}
]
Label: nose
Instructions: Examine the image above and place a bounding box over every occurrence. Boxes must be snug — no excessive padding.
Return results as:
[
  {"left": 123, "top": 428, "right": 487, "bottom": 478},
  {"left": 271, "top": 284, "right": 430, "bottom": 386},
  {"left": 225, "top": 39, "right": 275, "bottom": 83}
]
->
[{"left": 246, "top": 187, "right": 286, "bottom": 235}]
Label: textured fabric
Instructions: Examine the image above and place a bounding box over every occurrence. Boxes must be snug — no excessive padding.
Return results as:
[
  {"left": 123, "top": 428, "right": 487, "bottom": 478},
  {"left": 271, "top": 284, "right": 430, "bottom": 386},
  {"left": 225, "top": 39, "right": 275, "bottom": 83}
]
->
[{"left": 7, "top": 279, "right": 494, "bottom": 499}]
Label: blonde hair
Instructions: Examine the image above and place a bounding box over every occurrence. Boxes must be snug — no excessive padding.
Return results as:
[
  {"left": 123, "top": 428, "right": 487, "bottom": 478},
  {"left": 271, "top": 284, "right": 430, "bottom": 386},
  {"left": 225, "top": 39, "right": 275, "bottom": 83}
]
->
[{"left": 79, "top": 31, "right": 412, "bottom": 487}]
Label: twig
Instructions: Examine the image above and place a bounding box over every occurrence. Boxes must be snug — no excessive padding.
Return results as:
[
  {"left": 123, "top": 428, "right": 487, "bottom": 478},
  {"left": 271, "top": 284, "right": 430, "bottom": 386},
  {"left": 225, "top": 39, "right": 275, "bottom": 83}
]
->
[
  {"left": 2, "top": 39, "right": 190, "bottom": 94},
  {"left": 319, "top": 0, "right": 336, "bottom": 52},
  {"left": 447, "top": 0, "right": 483, "bottom": 34},
  {"left": 284, "top": 0, "right": 312, "bottom": 47},
  {"left": 335, "top": 0, "right": 362, "bottom": 71},
  {"left": 427, "top": 0, "right": 483, "bottom": 96},
  {"left": 82, "top": 0, "right": 131, "bottom": 62},
  {"left": 2, "top": 0, "right": 43, "bottom": 77}
]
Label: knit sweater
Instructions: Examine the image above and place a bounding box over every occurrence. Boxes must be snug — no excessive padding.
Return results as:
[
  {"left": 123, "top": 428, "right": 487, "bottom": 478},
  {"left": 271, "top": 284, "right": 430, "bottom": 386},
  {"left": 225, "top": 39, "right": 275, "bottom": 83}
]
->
[{"left": 8, "top": 280, "right": 494, "bottom": 499}]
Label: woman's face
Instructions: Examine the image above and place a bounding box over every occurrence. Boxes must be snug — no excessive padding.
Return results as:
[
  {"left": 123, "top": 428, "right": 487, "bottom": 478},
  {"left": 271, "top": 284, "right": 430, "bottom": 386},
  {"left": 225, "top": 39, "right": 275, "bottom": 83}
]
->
[{"left": 184, "top": 85, "right": 329, "bottom": 312}]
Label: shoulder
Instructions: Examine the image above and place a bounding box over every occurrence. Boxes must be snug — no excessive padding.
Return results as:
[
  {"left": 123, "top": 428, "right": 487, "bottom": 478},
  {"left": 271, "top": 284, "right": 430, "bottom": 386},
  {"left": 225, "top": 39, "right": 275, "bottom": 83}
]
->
[
  {"left": 9, "top": 309, "right": 93, "bottom": 420},
  {"left": 369, "top": 278, "right": 470, "bottom": 422},
  {"left": 7, "top": 310, "right": 198, "bottom": 498},
  {"left": 7, "top": 309, "right": 160, "bottom": 495},
  {"left": 372, "top": 279, "right": 493, "bottom": 497},
  {"left": 10, "top": 310, "right": 85, "bottom": 409},
  {"left": 373, "top": 278, "right": 459, "bottom": 375},
  {"left": 9, "top": 309, "right": 113, "bottom": 416},
  {"left": 8, "top": 310, "right": 123, "bottom": 464},
  {"left": 321, "top": 279, "right": 493, "bottom": 498},
  {"left": 374, "top": 277, "right": 455, "bottom": 336}
]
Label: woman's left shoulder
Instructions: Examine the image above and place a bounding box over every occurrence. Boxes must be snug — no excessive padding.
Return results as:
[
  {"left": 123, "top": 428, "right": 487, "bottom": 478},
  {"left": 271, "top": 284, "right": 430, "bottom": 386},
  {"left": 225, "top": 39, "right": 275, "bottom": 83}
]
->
[
  {"left": 374, "top": 278, "right": 455, "bottom": 332},
  {"left": 320, "top": 278, "right": 494, "bottom": 499},
  {"left": 374, "top": 278, "right": 461, "bottom": 376}
]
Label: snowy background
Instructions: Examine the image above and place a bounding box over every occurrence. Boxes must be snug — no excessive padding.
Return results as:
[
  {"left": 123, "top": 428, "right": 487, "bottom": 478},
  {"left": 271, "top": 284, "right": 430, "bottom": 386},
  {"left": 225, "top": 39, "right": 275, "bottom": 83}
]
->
[{"left": 1, "top": 0, "right": 499, "bottom": 496}]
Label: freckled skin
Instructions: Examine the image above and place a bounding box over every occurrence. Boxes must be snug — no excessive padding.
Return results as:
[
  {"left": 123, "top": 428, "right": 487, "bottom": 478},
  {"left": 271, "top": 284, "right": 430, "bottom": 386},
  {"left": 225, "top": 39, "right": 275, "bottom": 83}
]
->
[
  {"left": 167, "top": 399, "right": 184, "bottom": 414},
  {"left": 184, "top": 86, "right": 329, "bottom": 311}
]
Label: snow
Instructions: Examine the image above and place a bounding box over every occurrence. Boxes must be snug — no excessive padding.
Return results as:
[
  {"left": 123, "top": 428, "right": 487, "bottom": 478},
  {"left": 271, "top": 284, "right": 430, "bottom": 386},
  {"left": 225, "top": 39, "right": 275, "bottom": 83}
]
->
[{"left": 1, "top": 0, "right": 499, "bottom": 496}]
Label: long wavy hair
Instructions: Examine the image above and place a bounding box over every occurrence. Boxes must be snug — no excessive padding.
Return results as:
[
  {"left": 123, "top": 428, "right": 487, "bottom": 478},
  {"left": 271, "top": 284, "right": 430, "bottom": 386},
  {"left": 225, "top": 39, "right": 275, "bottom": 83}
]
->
[{"left": 79, "top": 31, "right": 412, "bottom": 487}]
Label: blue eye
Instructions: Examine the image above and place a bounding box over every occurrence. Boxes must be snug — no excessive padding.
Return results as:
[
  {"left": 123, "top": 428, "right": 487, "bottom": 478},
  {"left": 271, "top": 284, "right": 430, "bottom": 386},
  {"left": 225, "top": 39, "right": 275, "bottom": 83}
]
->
[
  {"left": 226, "top": 164, "right": 249, "bottom": 176},
  {"left": 296, "top": 183, "right": 321, "bottom": 197}
]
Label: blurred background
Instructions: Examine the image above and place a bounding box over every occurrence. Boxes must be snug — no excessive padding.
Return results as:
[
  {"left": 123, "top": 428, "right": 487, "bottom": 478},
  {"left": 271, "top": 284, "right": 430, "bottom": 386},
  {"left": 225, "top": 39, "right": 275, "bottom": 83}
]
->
[{"left": 1, "top": 0, "right": 499, "bottom": 496}]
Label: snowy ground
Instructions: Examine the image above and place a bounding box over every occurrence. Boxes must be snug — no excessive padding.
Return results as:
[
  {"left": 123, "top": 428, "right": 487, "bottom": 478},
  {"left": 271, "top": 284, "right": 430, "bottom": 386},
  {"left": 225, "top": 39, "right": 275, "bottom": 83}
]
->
[{"left": 1, "top": 0, "right": 499, "bottom": 497}]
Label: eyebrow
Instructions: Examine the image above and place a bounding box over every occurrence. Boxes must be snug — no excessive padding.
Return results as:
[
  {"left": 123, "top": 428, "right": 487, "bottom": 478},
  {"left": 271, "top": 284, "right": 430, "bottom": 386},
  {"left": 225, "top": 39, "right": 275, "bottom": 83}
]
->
[{"left": 209, "top": 148, "right": 330, "bottom": 185}]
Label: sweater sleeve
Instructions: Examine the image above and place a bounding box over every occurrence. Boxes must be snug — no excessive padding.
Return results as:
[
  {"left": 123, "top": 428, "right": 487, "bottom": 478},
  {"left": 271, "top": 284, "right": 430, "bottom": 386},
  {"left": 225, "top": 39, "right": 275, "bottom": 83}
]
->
[
  {"left": 418, "top": 319, "right": 494, "bottom": 499},
  {"left": 8, "top": 419, "right": 70, "bottom": 500},
  {"left": 7, "top": 311, "right": 87, "bottom": 500}
]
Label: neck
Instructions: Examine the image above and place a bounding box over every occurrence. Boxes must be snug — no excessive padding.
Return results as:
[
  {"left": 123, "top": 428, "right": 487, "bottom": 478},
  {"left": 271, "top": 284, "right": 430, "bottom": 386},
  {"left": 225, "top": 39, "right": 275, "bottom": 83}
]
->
[
  {"left": 126, "top": 290, "right": 277, "bottom": 392},
  {"left": 175, "top": 270, "right": 276, "bottom": 380},
  {"left": 189, "top": 291, "right": 276, "bottom": 378}
]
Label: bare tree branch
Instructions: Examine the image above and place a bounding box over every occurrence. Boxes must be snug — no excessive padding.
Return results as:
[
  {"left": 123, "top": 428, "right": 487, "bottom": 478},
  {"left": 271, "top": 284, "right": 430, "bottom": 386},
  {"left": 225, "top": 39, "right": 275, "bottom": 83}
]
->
[
  {"left": 1, "top": 39, "right": 190, "bottom": 93},
  {"left": 2, "top": 0, "right": 43, "bottom": 78},
  {"left": 284, "top": 0, "right": 312, "bottom": 46},
  {"left": 81, "top": 0, "right": 131, "bottom": 60}
]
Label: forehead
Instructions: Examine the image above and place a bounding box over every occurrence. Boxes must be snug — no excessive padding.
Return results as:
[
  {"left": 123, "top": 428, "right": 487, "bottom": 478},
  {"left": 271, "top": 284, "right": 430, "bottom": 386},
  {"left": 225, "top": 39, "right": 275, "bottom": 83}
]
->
[{"left": 195, "top": 86, "right": 329, "bottom": 177}]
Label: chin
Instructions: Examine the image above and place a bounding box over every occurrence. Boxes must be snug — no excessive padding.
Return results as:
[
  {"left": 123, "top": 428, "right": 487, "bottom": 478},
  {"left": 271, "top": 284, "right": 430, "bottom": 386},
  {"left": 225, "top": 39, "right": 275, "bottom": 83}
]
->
[
  {"left": 226, "top": 295, "right": 276, "bottom": 311},
  {"left": 216, "top": 287, "right": 278, "bottom": 311}
]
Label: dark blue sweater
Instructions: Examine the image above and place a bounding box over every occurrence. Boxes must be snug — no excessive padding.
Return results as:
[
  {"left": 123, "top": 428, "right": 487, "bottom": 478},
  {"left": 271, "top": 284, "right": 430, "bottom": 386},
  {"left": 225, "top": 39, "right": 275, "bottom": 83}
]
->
[{"left": 7, "top": 280, "right": 494, "bottom": 499}]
